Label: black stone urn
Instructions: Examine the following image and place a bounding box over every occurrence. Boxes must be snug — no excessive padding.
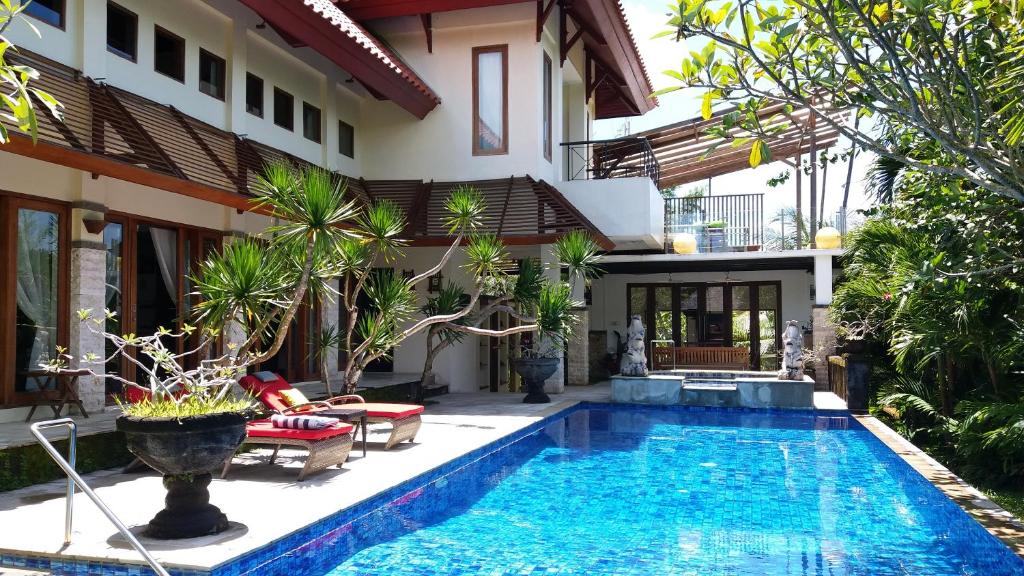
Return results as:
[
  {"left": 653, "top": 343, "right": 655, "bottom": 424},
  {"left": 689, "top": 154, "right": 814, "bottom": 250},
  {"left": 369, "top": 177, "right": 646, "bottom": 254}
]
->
[
  {"left": 116, "top": 412, "right": 246, "bottom": 539},
  {"left": 514, "top": 357, "right": 559, "bottom": 404}
]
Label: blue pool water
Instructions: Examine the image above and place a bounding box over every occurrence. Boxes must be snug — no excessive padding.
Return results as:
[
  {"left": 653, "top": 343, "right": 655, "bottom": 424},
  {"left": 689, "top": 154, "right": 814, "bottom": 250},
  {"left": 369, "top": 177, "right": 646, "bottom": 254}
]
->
[{"left": 269, "top": 405, "right": 1024, "bottom": 576}]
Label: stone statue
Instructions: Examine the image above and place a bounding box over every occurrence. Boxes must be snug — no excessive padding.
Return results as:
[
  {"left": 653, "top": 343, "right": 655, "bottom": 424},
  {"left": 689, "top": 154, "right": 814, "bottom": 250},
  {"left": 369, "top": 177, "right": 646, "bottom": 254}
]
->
[
  {"left": 619, "top": 315, "right": 649, "bottom": 376},
  {"left": 778, "top": 320, "right": 805, "bottom": 380}
]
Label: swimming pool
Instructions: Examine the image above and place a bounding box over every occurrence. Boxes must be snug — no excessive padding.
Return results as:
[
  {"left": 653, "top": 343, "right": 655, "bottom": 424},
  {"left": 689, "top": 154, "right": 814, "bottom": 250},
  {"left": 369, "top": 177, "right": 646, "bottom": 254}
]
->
[{"left": 239, "top": 404, "right": 1024, "bottom": 576}]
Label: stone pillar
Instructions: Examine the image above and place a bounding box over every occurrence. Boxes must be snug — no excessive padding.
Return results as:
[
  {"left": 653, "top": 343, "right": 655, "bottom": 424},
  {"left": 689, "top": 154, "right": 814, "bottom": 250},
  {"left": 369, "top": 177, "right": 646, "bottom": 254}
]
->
[
  {"left": 321, "top": 278, "right": 342, "bottom": 385},
  {"left": 566, "top": 308, "right": 589, "bottom": 386},
  {"left": 541, "top": 245, "right": 565, "bottom": 393},
  {"left": 811, "top": 305, "right": 836, "bottom": 391},
  {"left": 69, "top": 201, "right": 108, "bottom": 412}
]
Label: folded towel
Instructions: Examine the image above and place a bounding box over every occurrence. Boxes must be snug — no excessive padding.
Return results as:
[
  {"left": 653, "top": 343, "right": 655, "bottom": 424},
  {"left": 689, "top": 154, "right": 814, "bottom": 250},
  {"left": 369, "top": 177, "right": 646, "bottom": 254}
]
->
[{"left": 270, "top": 414, "right": 339, "bottom": 430}]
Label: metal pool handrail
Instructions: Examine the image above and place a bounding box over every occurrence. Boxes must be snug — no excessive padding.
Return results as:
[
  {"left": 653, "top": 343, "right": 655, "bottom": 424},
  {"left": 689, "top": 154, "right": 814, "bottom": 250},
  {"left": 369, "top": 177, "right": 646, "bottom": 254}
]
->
[{"left": 30, "top": 418, "right": 170, "bottom": 576}]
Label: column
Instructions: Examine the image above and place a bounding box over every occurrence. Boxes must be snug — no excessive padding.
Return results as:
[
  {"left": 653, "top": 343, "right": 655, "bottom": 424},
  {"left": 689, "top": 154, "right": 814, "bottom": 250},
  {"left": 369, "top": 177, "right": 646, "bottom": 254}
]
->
[
  {"left": 227, "top": 19, "right": 248, "bottom": 134},
  {"left": 79, "top": 0, "right": 106, "bottom": 79},
  {"left": 811, "top": 306, "right": 836, "bottom": 391},
  {"left": 69, "top": 196, "right": 108, "bottom": 412},
  {"left": 566, "top": 275, "right": 589, "bottom": 386},
  {"left": 541, "top": 245, "right": 565, "bottom": 393},
  {"left": 321, "top": 278, "right": 343, "bottom": 385},
  {"left": 813, "top": 253, "right": 833, "bottom": 306}
]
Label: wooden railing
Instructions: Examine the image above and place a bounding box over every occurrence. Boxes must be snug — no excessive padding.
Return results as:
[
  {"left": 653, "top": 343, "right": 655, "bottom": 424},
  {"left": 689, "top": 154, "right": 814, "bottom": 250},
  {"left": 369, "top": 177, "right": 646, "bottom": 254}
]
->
[
  {"left": 828, "top": 355, "right": 847, "bottom": 402},
  {"left": 652, "top": 346, "right": 750, "bottom": 371}
]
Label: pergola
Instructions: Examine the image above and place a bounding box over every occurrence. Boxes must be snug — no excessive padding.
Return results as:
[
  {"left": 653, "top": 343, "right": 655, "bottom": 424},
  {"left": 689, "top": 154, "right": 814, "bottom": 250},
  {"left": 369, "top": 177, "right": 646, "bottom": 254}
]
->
[
  {"left": 638, "top": 104, "right": 851, "bottom": 190},
  {"left": 2, "top": 49, "right": 612, "bottom": 250}
]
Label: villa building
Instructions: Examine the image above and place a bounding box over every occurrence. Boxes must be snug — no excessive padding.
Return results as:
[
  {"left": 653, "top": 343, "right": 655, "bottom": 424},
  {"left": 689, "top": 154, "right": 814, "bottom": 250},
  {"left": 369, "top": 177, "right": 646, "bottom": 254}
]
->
[{"left": 0, "top": 0, "right": 841, "bottom": 422}]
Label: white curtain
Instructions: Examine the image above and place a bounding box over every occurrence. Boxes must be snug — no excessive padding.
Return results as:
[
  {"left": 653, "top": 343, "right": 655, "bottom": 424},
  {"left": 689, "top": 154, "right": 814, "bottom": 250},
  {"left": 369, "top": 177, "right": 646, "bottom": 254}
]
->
[
  {"left": 15, "top": 209, "right": 58, "bottom": 388},
  {"left": 149, "top": 227, "right": 178, "bottom": 305}
]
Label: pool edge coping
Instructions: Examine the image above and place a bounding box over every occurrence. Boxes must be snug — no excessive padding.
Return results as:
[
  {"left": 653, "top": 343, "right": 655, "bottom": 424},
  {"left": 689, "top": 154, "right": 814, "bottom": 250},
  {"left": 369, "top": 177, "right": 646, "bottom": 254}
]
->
[{"left": 855, "top": 414, "right": 1024, "bottom": 559}]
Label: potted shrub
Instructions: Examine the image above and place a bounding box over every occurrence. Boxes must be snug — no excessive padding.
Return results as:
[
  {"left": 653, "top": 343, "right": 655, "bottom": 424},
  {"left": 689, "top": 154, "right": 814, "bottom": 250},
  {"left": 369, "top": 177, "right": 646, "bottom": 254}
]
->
[
  {"left": 706, "top": 220, "right": 727, "bottom": 252},
  {"left": 514, "top": 283, "right": 576, "bottom": 403},
  {"left": 45, "top": 162, "right": 358, "bottom": 539}
]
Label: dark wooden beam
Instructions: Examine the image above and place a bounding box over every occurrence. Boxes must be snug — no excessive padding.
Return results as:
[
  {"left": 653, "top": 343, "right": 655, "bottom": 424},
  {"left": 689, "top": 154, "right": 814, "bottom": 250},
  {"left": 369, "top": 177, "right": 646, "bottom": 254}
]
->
[
  {"left": 420, "top": 13, "right": 433, "bottom": 53},
  {"left": 536, "top": 0, "right": 557, "bottom": 41},
  {"left": 3, "top": 134, "right": 257, "bottom": 212}
]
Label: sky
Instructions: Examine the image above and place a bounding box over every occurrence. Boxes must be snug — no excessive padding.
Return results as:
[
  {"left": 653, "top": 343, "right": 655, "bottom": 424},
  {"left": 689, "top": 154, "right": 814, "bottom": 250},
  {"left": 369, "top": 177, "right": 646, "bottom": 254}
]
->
[{"left": 591, "top": 0, "right": 877, "bottom": 224}]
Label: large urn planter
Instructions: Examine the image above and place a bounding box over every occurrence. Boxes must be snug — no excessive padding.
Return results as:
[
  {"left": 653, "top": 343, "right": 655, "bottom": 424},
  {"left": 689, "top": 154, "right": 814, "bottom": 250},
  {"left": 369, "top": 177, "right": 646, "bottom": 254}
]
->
[
  {"left": 515, "top": 357, "right": 560, "bottom": 404},
  {"left": 116, "top": 412, "right": 246, "bottom": 539}
]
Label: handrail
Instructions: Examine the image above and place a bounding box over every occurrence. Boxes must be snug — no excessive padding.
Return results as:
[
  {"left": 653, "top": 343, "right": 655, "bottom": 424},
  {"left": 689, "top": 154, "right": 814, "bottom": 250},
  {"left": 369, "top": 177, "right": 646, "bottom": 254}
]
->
[
  {"left": 561, "top": 137, "right": 660, "bottom": 187},
  {"left": 30, "top": 418, "right": 170, "bottom": 576}
]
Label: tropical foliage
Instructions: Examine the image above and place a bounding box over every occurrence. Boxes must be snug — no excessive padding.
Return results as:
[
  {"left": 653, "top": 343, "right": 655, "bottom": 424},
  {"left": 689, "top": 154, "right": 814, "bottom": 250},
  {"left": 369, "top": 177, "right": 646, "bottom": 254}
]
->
[
  {"left": 0, "top": 2, "right": 63, "bottom": 144},
  {"left": 659, "top": 0, "right": 1024, "bottom": 203}
]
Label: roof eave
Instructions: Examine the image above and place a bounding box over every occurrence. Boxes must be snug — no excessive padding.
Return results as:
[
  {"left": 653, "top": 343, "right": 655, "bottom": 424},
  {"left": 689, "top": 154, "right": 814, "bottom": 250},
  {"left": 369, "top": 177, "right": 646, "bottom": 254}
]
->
[{"left": 236, "top": 0, "right": 439, "bottom": 119}]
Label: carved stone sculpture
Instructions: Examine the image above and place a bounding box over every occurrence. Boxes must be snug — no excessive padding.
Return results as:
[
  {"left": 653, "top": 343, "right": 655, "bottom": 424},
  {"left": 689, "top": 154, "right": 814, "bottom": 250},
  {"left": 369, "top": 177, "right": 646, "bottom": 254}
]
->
[
  {"left": 778, "top": 320, "right": 805, "bottom": 380},
  {"left": 619, "top": 315, "right": 649, "bottom": 376}
]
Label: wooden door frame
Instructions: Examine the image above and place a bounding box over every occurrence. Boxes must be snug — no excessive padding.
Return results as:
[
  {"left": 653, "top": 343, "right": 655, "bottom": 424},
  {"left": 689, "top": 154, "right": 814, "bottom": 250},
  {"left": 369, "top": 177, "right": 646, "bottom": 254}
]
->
[
  {"left": 625, "top": 280, "right": 784, "bottom": 370},
  {"left": 0, "top": 192, "right": 70, "bottom": 407}
]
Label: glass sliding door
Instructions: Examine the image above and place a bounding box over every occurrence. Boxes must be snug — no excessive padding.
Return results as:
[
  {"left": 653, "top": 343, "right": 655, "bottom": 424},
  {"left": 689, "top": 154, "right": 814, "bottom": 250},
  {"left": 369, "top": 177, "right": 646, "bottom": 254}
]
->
[
  {"left": 14, "top": 208, "right": 61, "bottom": 394},
  {"left": 732, "top": 285, "right": 752, "bottom": 353},
  {"left": 757, "top": 284, "right": 781, "bottom": 370},
  {"left": 103, "top": 222, "right": 124, "bottom": 390},
  {"left": 1, "top": 197, "right": 67, "bottom": 407},
  {"left": 679, "top": 287, "right": 698, "bottom": 345}
]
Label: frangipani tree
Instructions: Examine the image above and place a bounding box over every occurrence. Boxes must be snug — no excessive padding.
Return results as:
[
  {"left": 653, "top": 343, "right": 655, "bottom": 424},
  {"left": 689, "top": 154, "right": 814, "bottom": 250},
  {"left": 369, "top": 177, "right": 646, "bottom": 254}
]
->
[
  {"left": 0, "top": 2, "right": 64, "bottom": 144},
  {"left": 658, "top": 0, "right": 1024, "bottom": 203}
]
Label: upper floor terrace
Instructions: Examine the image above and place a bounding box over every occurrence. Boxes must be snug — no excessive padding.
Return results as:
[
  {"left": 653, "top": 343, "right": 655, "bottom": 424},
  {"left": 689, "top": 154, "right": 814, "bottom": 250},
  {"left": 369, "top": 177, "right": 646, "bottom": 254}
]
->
[{"left": 559, "top": 105, "right": 854, "bottom": 254}]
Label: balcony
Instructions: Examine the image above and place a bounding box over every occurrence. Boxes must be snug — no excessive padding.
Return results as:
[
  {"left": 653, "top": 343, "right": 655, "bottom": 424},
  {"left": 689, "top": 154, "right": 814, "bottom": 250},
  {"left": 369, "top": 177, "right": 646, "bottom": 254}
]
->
[
  {"left": 562, "top": 137, "right": 660, "bottom": 187},
  {"left": 665, "top": 194, "right": 765, "bottom": 253}
]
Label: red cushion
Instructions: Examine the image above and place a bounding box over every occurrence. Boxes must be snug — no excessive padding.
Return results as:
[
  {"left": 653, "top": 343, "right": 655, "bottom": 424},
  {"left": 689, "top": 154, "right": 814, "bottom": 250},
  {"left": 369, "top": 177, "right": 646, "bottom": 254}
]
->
[
  {"left": 245, "top": 419, "right": 353, "bottom": 441},
  {"left": 238, "top": 374, "right": 293, "bottom": 413},
  {"left": 360, "top": 402, "right": 424, "bottom": 419}
]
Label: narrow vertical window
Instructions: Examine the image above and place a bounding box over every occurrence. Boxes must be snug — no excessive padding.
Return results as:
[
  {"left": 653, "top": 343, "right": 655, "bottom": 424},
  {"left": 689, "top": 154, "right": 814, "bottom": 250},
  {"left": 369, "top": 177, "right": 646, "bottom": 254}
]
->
[
  {"left": 338, "top": 120, "right": 355, "bottom": 158},
  {"left": 472, "top": 45, "right": 508, "bottom": 155},
  {"left": 543, "top": 51, "right": 552, "bottom": 162},
  {"left": 106, "top": 2, "right": 137, "bottom": 61},
  {"left": 154, "top": 26, "right": 185, "bottom": 82},
  {"left": 198, "top": 49, "right": 226, "bottom": 100},
  {"left": 246, "top": 73, "right": 263, "bottom": 117},
  {"left": 24, "top": 0, "right": 64, "bottom": 28},
  {"left": 273, "top": 87, "right": 293, "bottom": 130},
  {"left": 302, "top": 102, "right": 321, "bottom": 143}
]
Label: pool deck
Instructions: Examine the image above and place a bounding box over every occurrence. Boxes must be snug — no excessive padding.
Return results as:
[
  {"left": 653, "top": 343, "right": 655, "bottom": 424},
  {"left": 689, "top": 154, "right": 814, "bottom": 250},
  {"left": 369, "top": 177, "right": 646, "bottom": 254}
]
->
[
  {"left": 0, "top": 386, "right": 608, "bottom": 573},
  {"left": 1, "top": 387, "right": 1021, "bottom": 573}
]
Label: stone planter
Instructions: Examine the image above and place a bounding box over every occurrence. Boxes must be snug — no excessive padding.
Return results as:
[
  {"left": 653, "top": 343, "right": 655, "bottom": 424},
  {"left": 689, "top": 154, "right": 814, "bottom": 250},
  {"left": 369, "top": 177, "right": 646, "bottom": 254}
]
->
[
  {"left": 116, "top": 412, "right": 246, "bottom": 539},
  {"left": 514, "top": 357, "right": 560, "bottom": 404}
]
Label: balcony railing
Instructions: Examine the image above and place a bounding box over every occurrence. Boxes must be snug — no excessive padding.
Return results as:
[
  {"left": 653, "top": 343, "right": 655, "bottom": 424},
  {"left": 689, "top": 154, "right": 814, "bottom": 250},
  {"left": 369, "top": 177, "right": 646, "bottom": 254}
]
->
[
  {"left": 562, "top": 137, "right": 660, "bottom": 187},
  {"left": 665, "top": 194, "right": 764, "bottom": 253}
]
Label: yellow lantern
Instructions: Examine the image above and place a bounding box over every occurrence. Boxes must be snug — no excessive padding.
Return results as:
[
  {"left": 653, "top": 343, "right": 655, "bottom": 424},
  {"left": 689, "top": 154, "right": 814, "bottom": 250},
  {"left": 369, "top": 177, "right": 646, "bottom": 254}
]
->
[
  {"left": 672, "top": 233, "right": 698, "bottom": 254},
  {"left": 815, "top": 226, "right": 842, "bottom": 249}
]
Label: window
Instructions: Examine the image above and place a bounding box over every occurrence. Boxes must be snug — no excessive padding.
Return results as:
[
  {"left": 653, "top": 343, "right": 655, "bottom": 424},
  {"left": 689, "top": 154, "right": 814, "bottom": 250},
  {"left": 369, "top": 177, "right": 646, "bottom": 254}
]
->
[
  {"left": 246, "top": 73, "right": 263, "bottom": 117},
  {"left": 338, "top": 120, "right": 354, "bottom": 158},
  {"left": 24, "top": 0, "right": 63, "bottom": 28},
  {"left": 543, "top": 51, "right": 552, "bottom": 162},
  {"left": 199, "top": 49, "right": 225, "bottom": 100},
  {"left": 273, "top": 88, "right": 293, "bottom": 130},
  {"left": 472, "top": 45, "right": 508, "bottom": 155},
  {"left": 154, "top": 26, "right": 185, "bottom": 82},
  {"left": 106, "top": 2, "right": 137, "bottom": 61},
  {"left": 302, "top": 102, "right": 321, "bottom": 143}
]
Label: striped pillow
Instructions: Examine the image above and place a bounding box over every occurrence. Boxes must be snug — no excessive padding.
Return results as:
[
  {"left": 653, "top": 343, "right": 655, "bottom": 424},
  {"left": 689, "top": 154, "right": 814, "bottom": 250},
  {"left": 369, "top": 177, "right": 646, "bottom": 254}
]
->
[{"left": 270, "top": 414, "right": 339, "bottom": 430}]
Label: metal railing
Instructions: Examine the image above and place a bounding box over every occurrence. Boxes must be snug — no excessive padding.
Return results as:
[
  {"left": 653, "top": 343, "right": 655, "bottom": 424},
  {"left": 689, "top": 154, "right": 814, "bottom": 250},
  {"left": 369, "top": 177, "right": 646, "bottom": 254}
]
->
[
  {"left": 562, "top": 137, "right": 660, "bottom": 187},
  {"left": 665, "top": 193, "right": 764, "bottom": 253},
  {"left": 30, "top": 418, "right": 170, "bottom": 576}
]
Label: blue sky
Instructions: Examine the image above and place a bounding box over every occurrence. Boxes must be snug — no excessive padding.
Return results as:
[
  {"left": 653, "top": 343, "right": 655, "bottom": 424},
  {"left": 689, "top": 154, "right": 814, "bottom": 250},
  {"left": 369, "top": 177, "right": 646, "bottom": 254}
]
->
[{"left": 593, "top": 0, "right": 875, "bottom": 222}]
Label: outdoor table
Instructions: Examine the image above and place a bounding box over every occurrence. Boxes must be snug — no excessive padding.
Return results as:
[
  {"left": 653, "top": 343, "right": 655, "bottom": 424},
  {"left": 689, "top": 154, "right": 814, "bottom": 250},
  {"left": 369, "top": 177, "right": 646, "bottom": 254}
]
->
[
  {"left": 23, "top": 369, "right": 91, "bottom": 422},
  {"left": 318, "top": 406, "right": 368, "bottom": 457}
]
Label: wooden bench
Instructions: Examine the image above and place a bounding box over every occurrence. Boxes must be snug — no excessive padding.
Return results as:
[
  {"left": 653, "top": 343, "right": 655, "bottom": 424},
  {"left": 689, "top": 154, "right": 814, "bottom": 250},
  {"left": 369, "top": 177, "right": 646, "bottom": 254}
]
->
[{"left": 652, "top": 346, "right": 750, "bottom": 371}]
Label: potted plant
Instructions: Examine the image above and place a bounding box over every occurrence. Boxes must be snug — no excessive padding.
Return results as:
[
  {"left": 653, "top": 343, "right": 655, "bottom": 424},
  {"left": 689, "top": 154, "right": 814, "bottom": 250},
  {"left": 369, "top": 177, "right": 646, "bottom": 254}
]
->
[
  {"left": 706, "top": 220, "right": 728, "bottom": 252},
  {"left": 514, "top": 283, "right": 576, "bottom": 403},
  {"left": 45, "top": 162, "right": 358, "bottom": 539}
]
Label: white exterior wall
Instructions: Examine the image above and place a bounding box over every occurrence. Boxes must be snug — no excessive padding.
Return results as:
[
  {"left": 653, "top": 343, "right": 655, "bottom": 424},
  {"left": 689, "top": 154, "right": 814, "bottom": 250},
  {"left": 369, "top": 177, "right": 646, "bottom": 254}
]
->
[
  {"left": 359, "top": 4, "right": 577, "bottom": 182},
  {"left": 590, "top": 269, "right": 814, "bottom": 355},
  {"left": 7, "top": 0, "right": 367, "bottom": 173},
  {"left": 558, "top": 178, "right": 663, "bottom": 249}
]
